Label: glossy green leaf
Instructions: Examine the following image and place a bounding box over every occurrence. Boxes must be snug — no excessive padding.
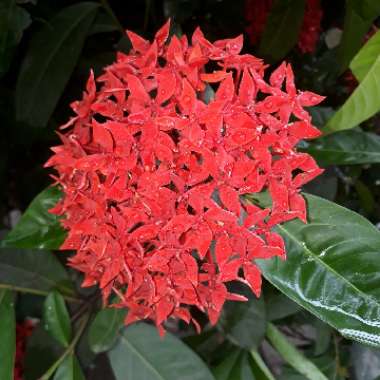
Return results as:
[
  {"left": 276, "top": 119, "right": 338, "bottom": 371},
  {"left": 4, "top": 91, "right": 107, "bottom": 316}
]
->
[
  {"left": 325, "top": 37, "right": 380, "bottom": 133},
  {"left": 108, "top": 323, "right": 215, "bottom": 380},
  {"left": 0, "top": 0, "right": 31, "bottom": 76},
  {"left": 0, "top": 248, "right": 74, "bottom": 297},
  {"left": 219, "top": 284, "right": 266, "bottom": 349},
  {"left": 44, "top": 291, "right": 72, "bottom": 347},
  {"left": 258, "top": 0, "right": 305, "bottom": 62},
  {"left": 302, "top": 130, "right": 380, "bottom": 165},
  {"left": 15, "top": 2, "right": 99, "bottom": 128},
  {"left": 88, "top": 307, "right": 126, "bottom": 353},
  {"left": 336, "top": 0, "right": 377, "bottom": 74},
  {"left": 1, "top": 186, "right": 66, "bottom": 250},
  {"left": 350, "top": 28, "right": 380, "bottom": 82},
  {"left": 266, "top": 323, "right": 328, "bottom": 380},
  {"left": 53, "top": 355, "right": 85, "bottom": 380},
  {"left": 255, "top": 194, "right": 380, "bottom": 347},
  {"left": 0, "top": 290, "right": 16, "bottom": 380}
]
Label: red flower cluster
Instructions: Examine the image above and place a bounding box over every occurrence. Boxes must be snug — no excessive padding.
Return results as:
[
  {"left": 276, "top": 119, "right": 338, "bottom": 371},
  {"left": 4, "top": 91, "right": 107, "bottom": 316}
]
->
[
  {"left": 46, "top": 21, "right": 323, "bottom": 334},
  {"left": 245, "top": 0, "right": 322, "bottom": 54},
  {"left": 14, "top": 320, "right": 34, "bottom": 380}
]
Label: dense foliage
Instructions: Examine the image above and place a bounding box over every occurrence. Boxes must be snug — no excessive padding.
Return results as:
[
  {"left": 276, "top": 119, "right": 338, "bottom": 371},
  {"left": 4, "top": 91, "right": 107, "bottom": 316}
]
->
[{"left": 1, "top": 1, "right": 380, "bottom": 379}]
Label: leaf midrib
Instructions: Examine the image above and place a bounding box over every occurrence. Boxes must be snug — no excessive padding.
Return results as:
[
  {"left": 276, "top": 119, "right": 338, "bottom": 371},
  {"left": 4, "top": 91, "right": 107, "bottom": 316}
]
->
[
  {"left": 277, "top": 223, "right": 380, "bottom": 313},
  {"left": 120, "top": 335, "right": 166, "bottom": 380},
  {"left": 21, "top": 4, "right": 97, "bottom": 119}
]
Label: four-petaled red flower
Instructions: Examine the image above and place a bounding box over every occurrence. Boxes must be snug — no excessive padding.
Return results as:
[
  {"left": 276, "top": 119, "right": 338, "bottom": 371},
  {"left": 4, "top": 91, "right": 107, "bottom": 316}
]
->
[{"left": 46, "top": 20, "right": 324, "bottom": 334}]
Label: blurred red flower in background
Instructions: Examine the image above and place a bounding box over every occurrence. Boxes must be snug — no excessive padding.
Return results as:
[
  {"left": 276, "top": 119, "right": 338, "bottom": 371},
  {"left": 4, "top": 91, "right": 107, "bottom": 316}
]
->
[
  {"left": 46, "top": 20, "right": 323, "bottom": 334},
  {"left": 14, "top": 320, "right": 34, "bottom": 380},
  {"left": 245, "top": 0, "right": 323, "bottom": 54}
]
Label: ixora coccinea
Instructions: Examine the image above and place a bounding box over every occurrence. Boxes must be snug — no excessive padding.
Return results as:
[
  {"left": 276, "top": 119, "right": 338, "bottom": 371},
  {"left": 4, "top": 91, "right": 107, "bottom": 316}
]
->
[{"left": 45, "top": 20, "right": 324, "bottom": 335}]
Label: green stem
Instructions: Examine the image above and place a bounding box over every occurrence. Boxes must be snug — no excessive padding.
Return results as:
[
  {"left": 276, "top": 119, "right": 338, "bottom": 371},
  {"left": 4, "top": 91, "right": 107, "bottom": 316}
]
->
[
  {"left": 0, "top": 284, "right": 81, "bottom": 304},
  {"left": 250, "top": 349, "right": 276, "bottom": 380},
  {"left": 38, "top": 313, "right": 90, "bottom": 380},
  {"left": 99, "top": 0, "right": 124, "bottom": 34},
  {"left": 266, "top": 323, "right": 328, "bottom": 380}
]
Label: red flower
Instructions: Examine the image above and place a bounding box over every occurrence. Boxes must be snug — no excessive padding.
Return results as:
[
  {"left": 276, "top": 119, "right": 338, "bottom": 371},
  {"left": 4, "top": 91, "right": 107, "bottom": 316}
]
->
[{"left": 46, "top": 20, "right": 323, "bottom": 334}]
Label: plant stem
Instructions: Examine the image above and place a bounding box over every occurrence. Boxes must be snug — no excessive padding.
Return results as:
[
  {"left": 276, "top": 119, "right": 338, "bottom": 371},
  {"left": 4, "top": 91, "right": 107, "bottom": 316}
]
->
[
  {"left": 0, "top": 284, "right": 82, "bottom": 304},
  {"left": 99, "top": 0, "right": 124, "bottom": 34},
  {"left": 250, "top": 349, "right": 276, "bottom": 380},
  {"left": 266, "top": 323, "right": 328, "bottom": 380},
  {"left": 38, "top": 313, "right": 90, "bottom": 380}
]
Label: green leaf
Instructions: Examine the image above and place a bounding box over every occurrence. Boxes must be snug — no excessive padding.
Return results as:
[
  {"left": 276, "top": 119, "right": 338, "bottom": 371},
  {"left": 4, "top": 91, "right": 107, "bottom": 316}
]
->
[
  {"left": 15, "top": 2, "right": 99, "bottom": 128},
  {"left": 266, "top": 323, "right": 328, "bottom": 380},
  {"left": 0, "top": 0, "right": 31, "bottom": 76},
  {"left": 219, "top": 284, "right": 266, "bottom": 349},
  {"left": 213, "top": 351, "right": 255, "bottom": 380},
  {"left": 53, "top": 355, "right": 85, "bottom": 380},
  {"left": 336, "top": 0, "right": 377, "bottom": 74},
  {"left": 213, "top": 350, "right": 241, "bottom": 380},
  {"left": 1, "top": 186, "right": 66, "bottom": 250},
  {"left": 0, "top": 290, "right": 16, "bottom": 380},
  {"left": 313, "top": 320, "right": 332, "bottom": 356},
  {"left": 350, "top": 29, "right": 380, "bottom": 82},
  {"left": 301, "top": 130, "right": 380, "bottom": 166},
  {"left": 88, "top": 9, "right": 120, "bottom": 35},
  {"left": 108, "top": 323, "right": 215, "bottom": 380},
  {"left": 88, "top": 307, "right": 126, "bottom": 353},
  {"left": 324, "top": 58, "right": 380, "bottom": 133},
  {"left": 325, "top": 28, "right": 380, "bottom": 133},
  {"left": 255, "top": 194, "right": 380, "bottom": 347},
  {"left": 0, "top": 248, "right": 75, "bottom": 298},
  {"left": 24, "top": 324, "right": 64, "bottom": 380},
  {"left": 213, "top": 349, "right": 275, "bottom": 380},
  {"left": 258, "top": 0, "right": 305, "bottom": 62},
  {"left": 266, "top": 292, "right": 301, "bottom": 321},
  {"left": 44, "top": 291, "right": 72, "bottom": 347}
]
